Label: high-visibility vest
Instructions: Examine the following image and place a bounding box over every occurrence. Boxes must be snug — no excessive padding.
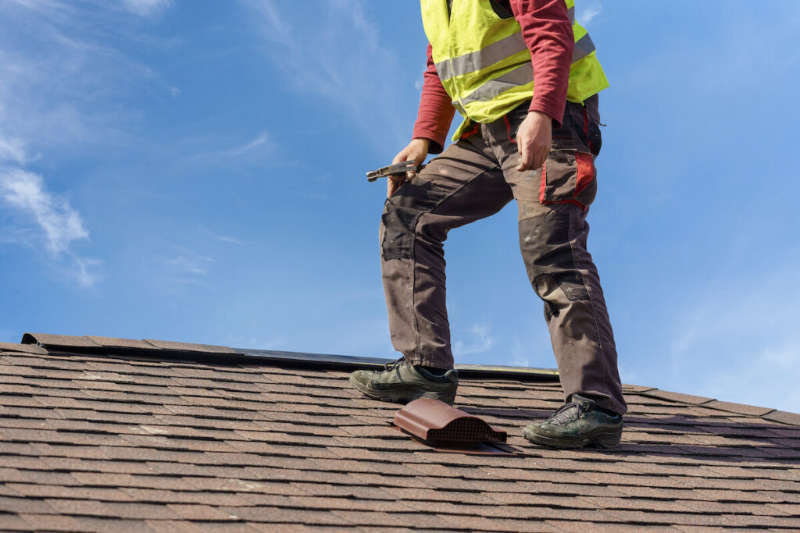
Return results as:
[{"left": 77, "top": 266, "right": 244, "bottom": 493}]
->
[{"left": 421, "top": 0, "right": 609, "bottom": 140}]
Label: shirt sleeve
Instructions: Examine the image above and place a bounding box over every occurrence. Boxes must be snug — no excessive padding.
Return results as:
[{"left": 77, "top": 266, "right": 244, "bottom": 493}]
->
[
  {"left": 510, "top": 0, "right": 574, "bottom": 124},
  {"left": 411, "top": 44, "right": 455, "bottom": 154}
]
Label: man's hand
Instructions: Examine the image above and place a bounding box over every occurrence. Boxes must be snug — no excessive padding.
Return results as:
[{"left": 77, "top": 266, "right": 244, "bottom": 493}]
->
[
  {"left": 516, "top": 111, "right": 552, "bottom": 172},
  {"left": 388, "top": 138, "right": 429, "bottom": 197}
]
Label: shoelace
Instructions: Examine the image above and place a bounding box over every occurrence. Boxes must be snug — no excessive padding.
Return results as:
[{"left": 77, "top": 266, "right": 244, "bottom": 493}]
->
[
  {"left": 382, "top": 357, "right": 406, "bottom": 372},
  {"left": 548, "top": 399, "right": 589, "bottom": 425}
]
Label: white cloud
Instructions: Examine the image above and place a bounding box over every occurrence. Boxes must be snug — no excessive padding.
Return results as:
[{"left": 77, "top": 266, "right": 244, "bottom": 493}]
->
[
  {"left": 72, "top": 254, "right": 103, "bottom": 288},
  {"left": 661, "top": 264, "right": 800, "bottom": 413},
  {"left": 180, "top": 130, "right": 276, "bottom": 170},
  {"left": 0, "top": 0, "right": 182, "bottom": 288},
  {"left": 454, "top": 323, "right": 495, "bottom": 357},
  {"left": 578, "top": 3, "right": 602, "bottom": 26},
  {"left": 0, "top": 1, "right": 179, "bottom": 158},
  {"left": 242, "top": 0, "right": 413, "bottom": 151},
  {"left": 0, "top": 166, "right": 101, "bottom": 287},
  {"left": 121, "top": 0, "right": 172, "bottom": 17},
  {"left": 0, "top": 135, "right": 29, "bottom": 165},
  {"left": 225, "top": 131, "right": 272, "bottom": 158},
  {"left": 203, "top": 228, "right": 244, "bottom": 246},
  {"left": 166, "top": 249, "right": 214, "bottom": 278},
  {"left": 0, "top": 168, "right": 89, "bottom": 255}
]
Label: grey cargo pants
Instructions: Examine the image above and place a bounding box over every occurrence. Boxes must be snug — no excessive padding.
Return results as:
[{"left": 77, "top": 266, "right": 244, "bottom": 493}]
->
[{"left": 380, "top": 95, "right": 626, "bottom": 416}]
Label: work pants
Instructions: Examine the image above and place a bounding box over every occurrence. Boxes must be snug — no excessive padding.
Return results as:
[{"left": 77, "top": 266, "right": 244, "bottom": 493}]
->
[{"left": 380, "top": 96, "right": 627, "bottom": 416}]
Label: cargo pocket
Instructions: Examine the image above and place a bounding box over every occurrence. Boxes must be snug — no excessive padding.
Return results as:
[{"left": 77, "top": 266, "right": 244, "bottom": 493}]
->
[{"left": 538, "top": 149, "right": 597, "bottom": 211}]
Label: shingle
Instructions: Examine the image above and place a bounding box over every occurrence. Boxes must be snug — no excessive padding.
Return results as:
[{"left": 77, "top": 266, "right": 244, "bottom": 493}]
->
[
  {"left": 88, "top": 336, "right": 161, "bottom": 350},
  {"left": 7, "top": 483, "right": 133, "bottom": 502},
  {"left": 45, "top": 498, "right": 114, "bottom": 516},
  {"left": 69, "top": 516, "right": 156, "bottom": 533},
  {"left": 21, "top": 333, "right": 102, "bottom": 349},
  {"left": 702, "top": 400, "right": 774, "bottom": 417},
  {"left": 762, "top": 410, "right": 800, "bottom": 426},
  {"left": 98, "top": 502, "right": 181, "bottom": 520},
  {"left": 766, "top": 503, "right": 800, "bottom": 515},
  {"left": 19, "top": 513, "right": 86, "bottom": 531},
  {"left": 0, "top": 342, "right": 48, "bottom": 354},
  {"left": 380, "top": 488, "right": 490, "bottom": 505},
  {"left": 288, "top": 482, "right": 392, "bottom": 501},
  {"left": 165, "top": 504, "right": 236, "bottom": 521},
  {"left": 546, "top": 520, "right": 677, "bottom": 533},
  {"left": 222, "top": 506, "right": 353, "bottom": 526},
  {"left": 638, "top": 389, "right": 715, "bottom": 405},
  {"left": 0, "top": 513, "right": 34, "bottom": 531},
  {"left": 42, "top": 456, "right": 156, "bottom": 475},
  {"left": 144, "top": 519, "right": 211, "bottom": 533},
  {"left": 144, "top": 340, "right": 238, "bottom": 354}
]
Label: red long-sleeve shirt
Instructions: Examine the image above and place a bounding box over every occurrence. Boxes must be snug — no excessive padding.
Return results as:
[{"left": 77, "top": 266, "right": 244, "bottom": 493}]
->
[{"left": 412, "top": 0, "right": 574, "bottom": 153}]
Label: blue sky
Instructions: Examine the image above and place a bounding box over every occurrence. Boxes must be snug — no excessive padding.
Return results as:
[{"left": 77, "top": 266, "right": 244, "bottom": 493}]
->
[{"left": 1, "top": 1, "right": 799, "bottom": 413}]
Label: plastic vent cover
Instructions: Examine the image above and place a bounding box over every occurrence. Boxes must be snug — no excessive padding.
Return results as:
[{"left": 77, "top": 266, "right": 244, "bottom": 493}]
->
[{"left": 394, "top": 398, "right": 507, "bottom": 444}]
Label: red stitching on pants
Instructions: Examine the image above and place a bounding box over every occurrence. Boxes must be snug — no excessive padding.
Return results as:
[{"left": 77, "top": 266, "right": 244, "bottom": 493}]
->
[
  {"left": 503, "top": 115, "right": 517, "bottom": 144},
  {"left": 460, "top": 123, "right": 480, "bottom": 140},
  {"left": 538, "top": 161, "right": 547, "bottom": 203}
]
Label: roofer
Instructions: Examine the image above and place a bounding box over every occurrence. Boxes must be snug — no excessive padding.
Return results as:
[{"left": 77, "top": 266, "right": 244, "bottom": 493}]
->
[{"left": 350, "top": 0, "right": 627, "bottom": 449}]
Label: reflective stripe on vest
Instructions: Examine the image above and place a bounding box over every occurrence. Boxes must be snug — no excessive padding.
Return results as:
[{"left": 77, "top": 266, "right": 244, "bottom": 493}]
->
[
  {"left": 436, "top": 29, "right": 596, "bottom": 90},
  {"left": 460, "top": 62, "right": 532, "bottom": 106},
  {"left": 435, "top": 32, "right": 527, "bottom": 82}
]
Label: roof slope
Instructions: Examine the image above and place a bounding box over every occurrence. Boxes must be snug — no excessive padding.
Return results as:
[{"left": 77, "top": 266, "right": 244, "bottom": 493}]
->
[{"left": 0, "top": 334, "right": 798, "bottom": 532}]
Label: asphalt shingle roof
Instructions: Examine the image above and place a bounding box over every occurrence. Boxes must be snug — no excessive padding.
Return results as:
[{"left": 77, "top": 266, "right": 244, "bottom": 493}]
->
[{"left": 0, "top": 334, "right": 798, "bottom": 532}]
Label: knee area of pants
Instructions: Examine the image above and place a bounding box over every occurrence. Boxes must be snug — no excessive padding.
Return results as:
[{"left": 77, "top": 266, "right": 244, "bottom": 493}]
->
[
  {"left": 381, "top": 202, "right": 420, "bottom": 261},
  {"left": 518, "top": 210, "right": 570, "bottom": 245}
]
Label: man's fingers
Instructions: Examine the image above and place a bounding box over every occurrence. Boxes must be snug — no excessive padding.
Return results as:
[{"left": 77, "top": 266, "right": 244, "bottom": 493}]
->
[
  {"left": 517, "top": 143, "right": 530, "bottom": 170},
  {"left": 519, "top": 144, "right": 549, "bottom": 171},
  {"left": 531, "top": 146, "right": 548, "bottom": 171}
]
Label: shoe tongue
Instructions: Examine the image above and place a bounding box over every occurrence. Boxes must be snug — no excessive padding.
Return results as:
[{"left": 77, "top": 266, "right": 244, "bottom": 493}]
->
[{"left": 570, "top": 394, "right": 596, "bottom": 409}]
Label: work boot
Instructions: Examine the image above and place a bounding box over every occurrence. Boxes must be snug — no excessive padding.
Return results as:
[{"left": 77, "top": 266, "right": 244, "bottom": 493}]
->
[
  {"left": 522, "top": 394, "right": 622, "bottom": 449},
  {"left": 349, "top": 358, "right": 458, "bottom": 405}
]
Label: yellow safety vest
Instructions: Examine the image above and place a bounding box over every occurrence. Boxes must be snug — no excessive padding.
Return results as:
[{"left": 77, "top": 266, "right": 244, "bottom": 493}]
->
[{"left": 421, "top": 0, "right": 609, "bottom": 140}]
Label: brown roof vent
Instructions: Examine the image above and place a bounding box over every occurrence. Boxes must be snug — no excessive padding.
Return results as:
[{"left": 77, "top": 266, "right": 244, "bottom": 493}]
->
[{"left": 394, "top": 398, "right": 507, "bottom": 445}]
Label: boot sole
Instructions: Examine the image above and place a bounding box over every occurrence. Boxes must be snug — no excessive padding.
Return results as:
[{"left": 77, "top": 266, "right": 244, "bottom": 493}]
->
[
  {"left": 349, "top": 375, "right": 456, "bottom": 405},
  {"left": 523, "top": 426, "right": 622, "bottom": 449}
]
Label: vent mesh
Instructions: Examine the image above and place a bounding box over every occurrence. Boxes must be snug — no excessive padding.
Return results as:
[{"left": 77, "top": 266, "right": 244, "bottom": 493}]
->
[{"left": 428, "top": 418, "right": 493, "bottom": 443}]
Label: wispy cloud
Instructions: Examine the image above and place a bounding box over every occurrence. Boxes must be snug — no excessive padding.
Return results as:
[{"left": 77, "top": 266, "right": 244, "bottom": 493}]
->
[
  {"left": 454, "top": 323, "right": 495, "bottom": 357},
  {"left": 662, "top": 263, "right": 800, "bottom": 412},
  {"left": 122, "top": 0, "right": 172, "bottom": 17},
  {"left": 164, "top": 248, "right": 215, "bottom": 287},
  {"left": 202, "top": 227, "right": 244, "bottom": 246},
  {"left": 167, "top": 252, "right": 214, "bottom": 277},
  {"left": 181, "top": 131, "right": 276, "bottom": 169},
  {"left": 0, "top": 169, "right": 87, "bottom": 255},
  {"left": 0, "top": 135, "right": 30, "bottom": 165},
  {"left": 72, "top": 255, "right": 102, "bottom": 288},
  {"left": 578, "top": 3, "right": 602, "bottom": 26},
  {"left": 0, "top": 1, "right": 179, "bottom": 157},
  {"left": 242, "top": 0, "right": 413, "bottom": 151},
  {"left": 0, "top": 0, "right": 181, "bottom": 288},
  {"left": 0, "top": 166, "right": 100, "bottom": 287},
  {"left": 224, "top": 131, "right": 273, "bottom": 158}
]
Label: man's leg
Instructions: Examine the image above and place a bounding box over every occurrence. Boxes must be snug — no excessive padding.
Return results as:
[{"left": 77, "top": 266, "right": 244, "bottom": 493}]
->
[
  {"left": 350, "top": 133, "right": 513, "bottom": 404},
  {"left": 489, "top": 98, "right": 626, "bottom": 446}
]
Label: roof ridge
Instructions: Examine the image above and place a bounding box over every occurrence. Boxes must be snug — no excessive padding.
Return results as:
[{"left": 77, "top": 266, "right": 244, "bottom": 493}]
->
[{"left": 17, "top": 332, "right": 560, "bottom": 382}]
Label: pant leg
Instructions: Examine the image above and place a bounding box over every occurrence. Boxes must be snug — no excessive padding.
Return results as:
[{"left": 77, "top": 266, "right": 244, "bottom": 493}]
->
[
  {"left": 380, "top": 135, "right": 513, "bottom": 369},
  {"left": 486, "top": 97, "right": 627, "bottom": 415}
]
